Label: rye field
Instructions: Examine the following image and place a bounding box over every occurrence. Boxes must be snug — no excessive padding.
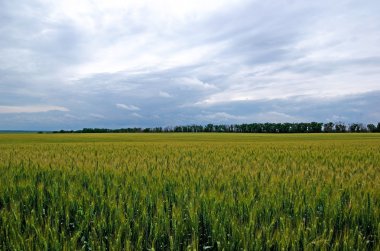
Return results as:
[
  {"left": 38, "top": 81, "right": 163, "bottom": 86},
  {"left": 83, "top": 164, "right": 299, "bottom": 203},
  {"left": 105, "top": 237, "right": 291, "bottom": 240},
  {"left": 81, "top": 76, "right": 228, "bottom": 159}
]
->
[{"left": 0, "top": 133, "right": 379, "bottom": 250}]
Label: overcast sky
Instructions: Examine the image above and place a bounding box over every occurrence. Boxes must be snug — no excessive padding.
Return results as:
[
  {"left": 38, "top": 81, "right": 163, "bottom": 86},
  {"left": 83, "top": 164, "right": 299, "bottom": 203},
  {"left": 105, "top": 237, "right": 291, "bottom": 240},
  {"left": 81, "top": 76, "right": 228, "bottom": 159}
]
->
[{"left": 1, "top": 0, "right": 380, "bottom": 130}]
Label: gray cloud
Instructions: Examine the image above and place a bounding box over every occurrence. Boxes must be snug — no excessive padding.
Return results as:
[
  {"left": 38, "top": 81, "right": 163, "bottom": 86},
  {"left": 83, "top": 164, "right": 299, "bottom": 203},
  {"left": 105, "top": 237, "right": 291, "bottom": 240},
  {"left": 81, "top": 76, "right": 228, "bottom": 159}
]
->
[
  {"left": 116, "top": 104, "right": 140, "bottom": 111},
  {"left": 0, "top": 105, "right": 68, "bottom": 114},
  {"left": 1, "top": 0, "right": 379, "bottom": 130}
]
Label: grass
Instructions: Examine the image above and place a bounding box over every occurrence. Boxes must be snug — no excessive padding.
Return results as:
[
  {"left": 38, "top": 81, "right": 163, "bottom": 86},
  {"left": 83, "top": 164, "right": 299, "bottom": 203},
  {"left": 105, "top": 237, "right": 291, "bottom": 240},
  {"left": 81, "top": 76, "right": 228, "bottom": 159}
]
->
[{"left": 0, "top": 133, "right": 379, "bottom": 250}]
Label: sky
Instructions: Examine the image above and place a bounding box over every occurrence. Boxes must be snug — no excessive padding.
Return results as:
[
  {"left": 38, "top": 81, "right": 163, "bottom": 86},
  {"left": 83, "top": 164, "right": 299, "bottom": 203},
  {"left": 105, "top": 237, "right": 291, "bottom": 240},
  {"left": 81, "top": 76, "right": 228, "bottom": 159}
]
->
[{"left": 1, "top": 0, "right": 380, "bottom": 130}]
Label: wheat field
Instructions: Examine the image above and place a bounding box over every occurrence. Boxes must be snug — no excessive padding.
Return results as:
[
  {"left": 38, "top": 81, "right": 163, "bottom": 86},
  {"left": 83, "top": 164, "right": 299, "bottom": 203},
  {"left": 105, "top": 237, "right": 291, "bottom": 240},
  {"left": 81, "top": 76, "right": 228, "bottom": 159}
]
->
[{"left": 0, "top": 133, "right": 379, "bottom": 250}]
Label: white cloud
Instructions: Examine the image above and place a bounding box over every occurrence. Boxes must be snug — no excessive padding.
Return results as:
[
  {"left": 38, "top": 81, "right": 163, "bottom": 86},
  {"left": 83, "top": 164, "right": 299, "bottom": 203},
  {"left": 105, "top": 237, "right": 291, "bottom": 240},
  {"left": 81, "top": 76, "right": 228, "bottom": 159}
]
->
[
  {"left": 0, "top": 105, "right": 69, "bottom": 114},
  {"left": 176, "top": 77, "right": 218, "bottom": 90},
  {"left": 131, "top": 112, "right": 143, "bottom": 118},
  {"left": 116, "top": 104, "right": 140, "bottom": 111},
  {"left": 159, "top": 91, "right": 172, "bottom": 98},
  {"left": 254, "top": 111, "right": 300, "bottom": 123},
  {"left": 198, "top": 112, "right": 246, "bottom": 121}
]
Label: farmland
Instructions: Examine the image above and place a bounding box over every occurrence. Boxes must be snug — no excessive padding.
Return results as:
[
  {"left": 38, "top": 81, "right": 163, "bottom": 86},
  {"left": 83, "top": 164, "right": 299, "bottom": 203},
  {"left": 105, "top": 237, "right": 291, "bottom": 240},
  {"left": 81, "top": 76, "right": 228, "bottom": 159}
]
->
[{"left": 0, "top": 133, "right": 379, "bottom": 250}]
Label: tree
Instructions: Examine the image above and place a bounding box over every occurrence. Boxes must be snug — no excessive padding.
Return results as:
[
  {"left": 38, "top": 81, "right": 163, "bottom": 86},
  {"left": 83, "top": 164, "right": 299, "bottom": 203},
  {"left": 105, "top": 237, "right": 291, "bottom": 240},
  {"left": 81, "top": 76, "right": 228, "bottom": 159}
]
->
[
  {"left": 367, "top": 124, "right": 376, "bottom": 132},
  {"left": 349, "top": 123, "right": 366, "bottom": 132},
  {"left": 204, "top": 124, "right": 214, "bottom": 132},
  {"left": 323, "top": 122, "right": 334, "bottom": 133},
  {"left": 309, "top": 122, "right": 323, "bottom": 133},
  {"left": 335, "top": 123, "right": 346, "bottom": 133}
]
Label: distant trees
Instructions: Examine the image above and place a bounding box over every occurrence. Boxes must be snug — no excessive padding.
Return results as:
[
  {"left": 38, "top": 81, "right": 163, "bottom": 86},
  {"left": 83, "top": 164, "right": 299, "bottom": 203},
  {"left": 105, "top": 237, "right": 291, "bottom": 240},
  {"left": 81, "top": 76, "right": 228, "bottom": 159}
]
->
[
  {"left": 367, "top": 124, "right": 376, "bottom": 132},
  {"left": 323, "top": 122, "right": 334, "bottom": 133},
  {"left": 349, "top": 123, "right": 366, "bottom": 132},
  {"left": 367, "top": 123, "right": 380, "bottom": 132},
  {"left": 52, "top": 122, "right": 380, "bottom": 134},
  {"left": 322, "top": 122, "right": 369, "bottom": 133},
  {"left": 335, "top": 123, "right": 347, "bottom": 133}
]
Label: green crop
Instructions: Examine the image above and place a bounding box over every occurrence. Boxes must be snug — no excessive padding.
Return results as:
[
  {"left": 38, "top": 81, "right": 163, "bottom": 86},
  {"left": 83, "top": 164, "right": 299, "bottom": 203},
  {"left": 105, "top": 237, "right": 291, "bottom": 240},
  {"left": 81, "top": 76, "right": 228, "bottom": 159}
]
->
[{"left": 0, "top": 133, "right": 379, "bottom": 250}]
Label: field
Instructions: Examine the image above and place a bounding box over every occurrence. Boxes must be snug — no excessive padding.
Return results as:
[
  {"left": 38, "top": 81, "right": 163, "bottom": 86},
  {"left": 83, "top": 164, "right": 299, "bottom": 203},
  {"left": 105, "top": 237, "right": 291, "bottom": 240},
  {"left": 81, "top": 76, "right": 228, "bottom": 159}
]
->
[{"left": 0, "top": 133, "right": 379, "bottom": 250}]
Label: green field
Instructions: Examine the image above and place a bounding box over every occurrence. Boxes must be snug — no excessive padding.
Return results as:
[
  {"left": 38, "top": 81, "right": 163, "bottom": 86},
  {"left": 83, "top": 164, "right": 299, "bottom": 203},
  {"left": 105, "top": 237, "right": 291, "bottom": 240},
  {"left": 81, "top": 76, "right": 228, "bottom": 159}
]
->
[{"left": 0, "top": 133, "right": 379, "bottom": 250}]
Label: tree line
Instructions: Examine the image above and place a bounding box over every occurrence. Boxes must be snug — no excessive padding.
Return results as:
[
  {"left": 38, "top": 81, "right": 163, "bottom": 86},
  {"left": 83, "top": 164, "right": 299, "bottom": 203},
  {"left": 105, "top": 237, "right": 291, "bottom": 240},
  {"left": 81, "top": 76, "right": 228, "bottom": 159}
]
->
[{"left": 52, "top": 122, "right": 380, "bottom": 134}]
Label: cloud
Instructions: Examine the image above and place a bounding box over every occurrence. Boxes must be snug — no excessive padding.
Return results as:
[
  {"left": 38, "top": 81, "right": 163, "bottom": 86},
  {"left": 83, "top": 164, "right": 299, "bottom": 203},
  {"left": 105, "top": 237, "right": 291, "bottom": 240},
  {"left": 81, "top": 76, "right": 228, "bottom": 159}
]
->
[
  {"left": 176, "top": 77, "right": 217, "bottom": 90},
  {"left": 0, "top": 105, "right": 68, "bottom": 114},
  {"left": 1, "top": 0, "right": 380, "bottom": 129},
  {"left": 89, "top": 113, "right": 105, "bottom": 119},
  {"left": 116, "top": 104, "right": 140, "bottom": 111},
  {"left": 197, "top": 112, "right": 246, "bottom": 121},
  {"left": 254, "top": 112, "right": 301, "bottom": 123},
  {"left": 159, "top": 91, "right": 172, "bottom": 98},
  {"left": 131, "top": 112, "right": 143, "bottom": 118}
]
